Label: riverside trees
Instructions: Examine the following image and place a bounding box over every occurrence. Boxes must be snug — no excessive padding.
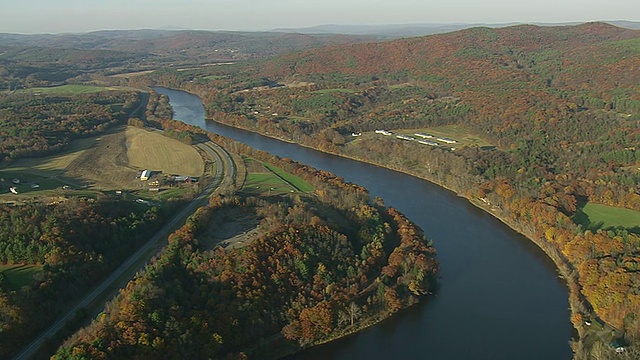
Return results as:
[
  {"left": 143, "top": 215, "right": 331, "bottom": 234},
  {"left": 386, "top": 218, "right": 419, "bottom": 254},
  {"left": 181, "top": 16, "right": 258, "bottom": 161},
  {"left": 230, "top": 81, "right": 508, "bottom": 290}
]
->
[{"left": 54, "top": 135, "right": 438, "bottom": 359}]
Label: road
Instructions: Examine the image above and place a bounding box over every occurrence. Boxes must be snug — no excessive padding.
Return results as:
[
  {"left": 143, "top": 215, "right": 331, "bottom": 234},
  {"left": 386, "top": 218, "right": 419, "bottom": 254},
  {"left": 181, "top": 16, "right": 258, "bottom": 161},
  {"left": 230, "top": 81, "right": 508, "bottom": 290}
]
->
[{"left": 13, "top": 139, "right": 235, "bottom": 360}]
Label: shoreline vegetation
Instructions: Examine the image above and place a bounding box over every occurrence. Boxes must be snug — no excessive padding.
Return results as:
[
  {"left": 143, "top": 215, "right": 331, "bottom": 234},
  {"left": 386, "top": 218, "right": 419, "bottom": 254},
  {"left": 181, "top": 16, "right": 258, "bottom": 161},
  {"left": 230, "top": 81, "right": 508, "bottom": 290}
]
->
[
  {"left": 159, "top": 87, "right": 604, "bottom": 355},
  {"left": 52, "top": 95, "right": 439, "bottom": 359},
  {"left": 202, "top": 113, "right": 589, "bottom": 331},
  {"left": 159, "top": 87, "right": 585, "bottom": 354}
]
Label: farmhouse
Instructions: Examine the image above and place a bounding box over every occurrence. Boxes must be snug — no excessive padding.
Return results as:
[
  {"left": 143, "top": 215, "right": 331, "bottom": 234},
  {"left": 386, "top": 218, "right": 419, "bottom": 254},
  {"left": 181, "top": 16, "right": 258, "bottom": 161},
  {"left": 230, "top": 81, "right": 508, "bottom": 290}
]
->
[{"left": 140, "top": 170, "right": 151, "bottom": 181}]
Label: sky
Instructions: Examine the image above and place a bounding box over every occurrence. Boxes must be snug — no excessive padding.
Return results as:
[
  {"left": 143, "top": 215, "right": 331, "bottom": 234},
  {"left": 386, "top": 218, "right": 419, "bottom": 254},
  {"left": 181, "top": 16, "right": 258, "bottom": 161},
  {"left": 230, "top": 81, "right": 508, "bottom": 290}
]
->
[{"left": 1, "top": 0, "right": 639, "bottom": 34}]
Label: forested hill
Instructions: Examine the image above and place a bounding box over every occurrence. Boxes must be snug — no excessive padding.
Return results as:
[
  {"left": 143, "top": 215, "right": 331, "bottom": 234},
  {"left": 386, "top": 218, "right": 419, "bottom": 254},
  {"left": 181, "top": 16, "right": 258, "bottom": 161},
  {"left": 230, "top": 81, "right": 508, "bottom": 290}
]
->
[
  {"left": 259, "top": 22, "right": 639, "bottom": 80},
  {"left": 225, "top": 22, "right": 640, "bottom": 149},
  {"left": 146, "top": 22, "right": 640, "bottom": 357},
  {"left": 0, "top": 30, "right": 377, "bottom": 62}
]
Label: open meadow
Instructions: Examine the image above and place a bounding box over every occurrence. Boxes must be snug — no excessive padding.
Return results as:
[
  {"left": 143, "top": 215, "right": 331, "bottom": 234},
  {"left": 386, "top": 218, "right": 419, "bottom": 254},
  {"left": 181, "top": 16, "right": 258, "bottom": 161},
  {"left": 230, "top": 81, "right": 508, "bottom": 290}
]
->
[
  {"left": 575, "top": 202, "right": 640, "bottom": 233},
  {"left": 0, "top": 264, "right": 43, "bottom": 290},
  {"left": 241, "top": 157, "right": 314, "bottom": 196},
  {"left": 19, "top": 84, "right": 116, "bottom": 95}
]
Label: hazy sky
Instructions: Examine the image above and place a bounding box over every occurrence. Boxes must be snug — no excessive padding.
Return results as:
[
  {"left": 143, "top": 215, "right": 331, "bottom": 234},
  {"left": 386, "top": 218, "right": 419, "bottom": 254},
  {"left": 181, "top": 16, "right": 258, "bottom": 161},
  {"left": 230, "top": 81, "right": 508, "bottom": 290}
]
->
[{"left": 2, "top": 0, "right": 639, "bottom": 34}]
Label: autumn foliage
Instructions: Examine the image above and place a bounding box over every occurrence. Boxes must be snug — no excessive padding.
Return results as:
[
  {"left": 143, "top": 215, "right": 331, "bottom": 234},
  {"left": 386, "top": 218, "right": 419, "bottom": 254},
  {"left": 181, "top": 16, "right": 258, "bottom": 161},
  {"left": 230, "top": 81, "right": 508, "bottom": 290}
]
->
[{"left": 54, "top": 150, "right": 438, "bottom": 359}]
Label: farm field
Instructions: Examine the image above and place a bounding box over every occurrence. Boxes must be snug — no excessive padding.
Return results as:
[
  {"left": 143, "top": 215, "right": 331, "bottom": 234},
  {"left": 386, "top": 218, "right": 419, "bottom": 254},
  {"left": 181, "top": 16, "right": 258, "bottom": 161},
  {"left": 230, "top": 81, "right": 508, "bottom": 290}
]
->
[
  {"left": 19, "top": 84, "right": 116, "bottom": 95},
  {"left": 574, "top": 203, "right": 640, "bottom": 233},
  {"left": 0, "top": 264, "right": 43, "bottom": 290},
  {"left": 1, "top": 126, "right": 204, "bottom": 197},
  {"left": 125, "top": 127, "right": 203, "bottom": 177},
  {"left": 109, "top": 70, "right": 156, "bottom": 78}
]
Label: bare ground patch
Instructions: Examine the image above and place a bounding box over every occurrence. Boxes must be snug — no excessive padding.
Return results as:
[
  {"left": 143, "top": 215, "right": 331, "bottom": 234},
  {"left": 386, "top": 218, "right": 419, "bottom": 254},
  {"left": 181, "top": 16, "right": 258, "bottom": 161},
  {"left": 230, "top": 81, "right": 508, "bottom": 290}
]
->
[
  {"left": 65, "top": 127, "right": 140, "bottom": 190},
  {"left": 201, "top": 207, "right": 263, "bottom": 251}
]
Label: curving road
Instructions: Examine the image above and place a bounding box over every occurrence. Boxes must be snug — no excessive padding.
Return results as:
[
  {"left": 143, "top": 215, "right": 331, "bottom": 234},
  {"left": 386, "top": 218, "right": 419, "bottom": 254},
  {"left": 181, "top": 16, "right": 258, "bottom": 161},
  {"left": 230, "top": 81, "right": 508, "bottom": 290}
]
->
[{"left": 13, "top": 139, "right": 235, "bottom": 360}]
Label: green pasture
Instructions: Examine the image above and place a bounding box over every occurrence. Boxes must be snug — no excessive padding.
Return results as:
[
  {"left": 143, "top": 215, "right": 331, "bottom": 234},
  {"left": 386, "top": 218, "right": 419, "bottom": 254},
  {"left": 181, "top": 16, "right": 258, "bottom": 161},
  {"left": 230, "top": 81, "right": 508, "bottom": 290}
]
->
[
  {"left": 0, "top": 171, "right": 67, "bottom": 195},
  {"left": 203, "top": 75, "right": 226, "bottom": 80},
  {"left": 574, "top": 203, "right": 640, "bottom": 233},
  {"left": 21, "top": 84, "right": 113, "bottom": 95},
  {"left": 242, "top": 173, "right": 294, "bottom": 196},
  {"left": 313, "top": 88, "right": 356, "bottom": 94},
  {"left": 0, "top": 264, "right": 43, "bottom": 290},
  {"left": 241, "top": 158, "right": 314, "bottom": 196},
  {"left": 262, "top": 163, "right": 314, "bottom": 192}
]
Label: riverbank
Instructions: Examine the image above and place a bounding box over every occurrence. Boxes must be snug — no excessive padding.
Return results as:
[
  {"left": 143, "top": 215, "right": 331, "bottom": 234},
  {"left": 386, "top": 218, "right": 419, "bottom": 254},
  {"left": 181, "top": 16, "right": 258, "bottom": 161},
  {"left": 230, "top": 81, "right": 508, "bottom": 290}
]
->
[
  {"left": 202, "top": 116, "right": 593, "bottom": 352},
  {"left": 241, "top": 306, "right": 421, "bottom": 360},
  {"left": 151, "top": 86, "right": 574, "bottom": 359}
]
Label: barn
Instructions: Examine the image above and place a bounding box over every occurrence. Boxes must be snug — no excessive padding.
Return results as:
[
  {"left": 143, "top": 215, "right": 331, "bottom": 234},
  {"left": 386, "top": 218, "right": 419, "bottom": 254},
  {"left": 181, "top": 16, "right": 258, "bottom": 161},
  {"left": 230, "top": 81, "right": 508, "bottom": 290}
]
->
[{"left": 140, "top": 170, "right": 151, "bottom": 181}]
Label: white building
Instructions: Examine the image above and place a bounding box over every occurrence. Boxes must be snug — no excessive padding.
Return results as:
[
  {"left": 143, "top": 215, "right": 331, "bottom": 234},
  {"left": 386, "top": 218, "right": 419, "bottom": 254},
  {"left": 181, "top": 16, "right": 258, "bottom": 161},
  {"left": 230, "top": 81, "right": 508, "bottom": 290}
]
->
[
  {"left": 436, "top": 137, "right": 458, "bottom": 144},
  {"left": 140, "top": 170, "right": 151, "bottom": 181},
  {"left": 414, "top": 133, "right": 435, "bottom": 139},
  {"left": 375, "top": 130, "right": 393, "bottom": 136}
]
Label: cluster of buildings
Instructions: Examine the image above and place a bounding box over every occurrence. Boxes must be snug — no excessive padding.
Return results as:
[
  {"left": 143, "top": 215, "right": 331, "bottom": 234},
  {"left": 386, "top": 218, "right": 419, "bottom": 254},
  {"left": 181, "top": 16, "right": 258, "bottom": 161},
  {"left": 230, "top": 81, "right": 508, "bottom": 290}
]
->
[
  {"left": 374, "top": 130, "right": 459, "bottom": 149},
  {"left": 139, "top": 170, "right": 199, "bottom": 187}
]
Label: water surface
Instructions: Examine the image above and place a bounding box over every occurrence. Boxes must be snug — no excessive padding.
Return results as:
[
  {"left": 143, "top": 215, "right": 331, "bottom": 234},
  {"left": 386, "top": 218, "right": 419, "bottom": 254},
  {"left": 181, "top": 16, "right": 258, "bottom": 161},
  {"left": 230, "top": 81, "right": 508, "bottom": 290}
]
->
[{"left": 155, "top": 87, "right": 573, "bottom": 360}]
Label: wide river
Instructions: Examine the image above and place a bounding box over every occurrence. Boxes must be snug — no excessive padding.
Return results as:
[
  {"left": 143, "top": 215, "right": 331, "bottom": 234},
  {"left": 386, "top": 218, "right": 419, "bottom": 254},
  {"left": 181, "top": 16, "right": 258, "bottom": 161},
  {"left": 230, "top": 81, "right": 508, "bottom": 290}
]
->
[{"left": 155, "top": 87, "right": 573, "bottom": 359}]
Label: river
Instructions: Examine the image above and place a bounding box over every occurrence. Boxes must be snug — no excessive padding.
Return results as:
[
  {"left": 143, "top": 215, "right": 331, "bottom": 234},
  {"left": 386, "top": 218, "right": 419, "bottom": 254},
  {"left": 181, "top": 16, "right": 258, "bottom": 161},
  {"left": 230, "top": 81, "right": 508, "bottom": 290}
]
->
[{"left": 154, "top": 87, "right": 573, "bottom": 360}]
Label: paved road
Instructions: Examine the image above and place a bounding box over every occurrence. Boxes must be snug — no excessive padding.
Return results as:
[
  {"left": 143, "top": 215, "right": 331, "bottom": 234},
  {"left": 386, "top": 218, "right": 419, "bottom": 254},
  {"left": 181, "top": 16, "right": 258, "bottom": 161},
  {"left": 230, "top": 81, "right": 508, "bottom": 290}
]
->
[{"left": 13, "top": 140, "right": 235, "bottom": 360}]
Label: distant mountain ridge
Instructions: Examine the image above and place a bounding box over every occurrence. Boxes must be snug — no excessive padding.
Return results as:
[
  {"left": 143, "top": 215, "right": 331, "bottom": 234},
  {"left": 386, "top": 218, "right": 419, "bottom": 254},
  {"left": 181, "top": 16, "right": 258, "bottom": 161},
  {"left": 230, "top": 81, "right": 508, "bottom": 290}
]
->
[
  {"left": 272, "top": 20, "right": 640, "bottom": 37},
  {"left": 259, "top": 22, "right": 640, "bottom": 85},
  {"left": 0, "top": 29, "right": 378, "bottom": 58}
]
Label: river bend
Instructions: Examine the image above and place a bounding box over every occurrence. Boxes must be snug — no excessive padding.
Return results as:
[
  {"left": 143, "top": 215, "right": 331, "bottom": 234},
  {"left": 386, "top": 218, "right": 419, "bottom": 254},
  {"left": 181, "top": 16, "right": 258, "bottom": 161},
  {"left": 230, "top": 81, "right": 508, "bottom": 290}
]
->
[{"left": 155, "top": 87, "right": 573, "bottom": 360}]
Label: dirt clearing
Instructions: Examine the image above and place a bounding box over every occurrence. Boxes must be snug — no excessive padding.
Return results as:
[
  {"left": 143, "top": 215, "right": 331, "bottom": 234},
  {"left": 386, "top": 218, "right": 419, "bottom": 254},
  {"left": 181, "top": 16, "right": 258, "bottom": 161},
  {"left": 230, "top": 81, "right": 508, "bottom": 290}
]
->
[{"left": 201, "top": 207, "right": 263, "bottom": 251}]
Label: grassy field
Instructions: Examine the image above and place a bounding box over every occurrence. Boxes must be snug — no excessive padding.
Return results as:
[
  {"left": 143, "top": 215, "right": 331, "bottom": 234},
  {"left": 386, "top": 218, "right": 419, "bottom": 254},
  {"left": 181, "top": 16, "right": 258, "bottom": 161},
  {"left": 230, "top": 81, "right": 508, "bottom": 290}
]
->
[
  {"left": 574, "top": 203, "right": 640, "bottom": 233},
  {"left": 0, "top": 264, "right": 43, "bottom": 290},
  {"left": 1, "top": 126, "right": 204, "bottom": 199},
  {"left": 203, "top": 75, "right": 226, "bottom": 80},
  {"left": 0, "top": 138, "right": 97, "bottom": 197},
  {"left": 125, "top": 127, "right": 203, "bottom": 177},
  {"left": 20, "top": 84, "right": 116, "bottom": 95},
  {"left": 241, "top": 158, "right": 314, "bottom": 196},
  {"left": 313, "top": 88, "right": 357, "bottom": 94},
  {"left": 243, "top": 173, "right": 294, "bottom": 196},
  {"left": 262, "top": 163, "right": 314, "bottom": 192},
  {"left": 109, "top": 70, "right": 156, "bottom": 78},
  {"left": 396, "top": 124, "right": 495, "bottom": 149},
  {"left": 3, "top": 137, "right": 96, "bottom": 174}
]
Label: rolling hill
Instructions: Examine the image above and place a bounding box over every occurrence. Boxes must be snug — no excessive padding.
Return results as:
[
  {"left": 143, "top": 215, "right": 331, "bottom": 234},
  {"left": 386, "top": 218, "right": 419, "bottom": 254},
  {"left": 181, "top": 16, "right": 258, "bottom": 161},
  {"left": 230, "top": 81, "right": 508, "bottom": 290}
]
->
[{"left": 155, "top": 22, "right": 640, "bottom": 357}]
